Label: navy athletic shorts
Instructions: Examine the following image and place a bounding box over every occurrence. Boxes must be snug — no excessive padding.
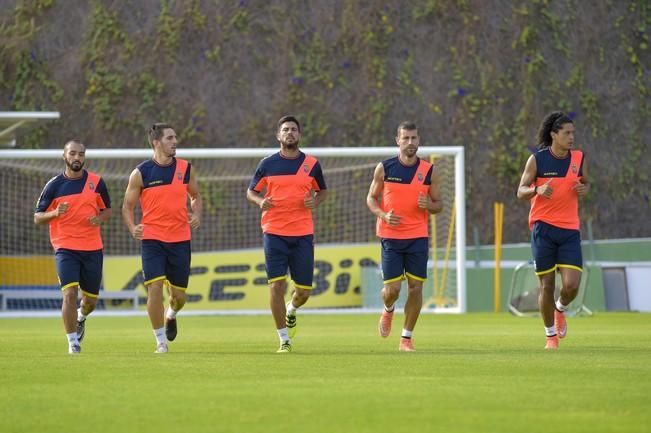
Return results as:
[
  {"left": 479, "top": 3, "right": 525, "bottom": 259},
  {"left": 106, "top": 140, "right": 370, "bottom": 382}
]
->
[
  {"left": 531, "top": 221, "right": 583, "bottom": 275},
  {"left": 55, "top": 248, "right": 103, "bottom": 297},
  {"left": 263, "top": 233, "right": 314, "bottom": 289},
  {"left": 380, "top": 237, "right": 429, "bottom": 283},
  {"left": 141, "top": 239, "right": 191, "bottom": 290}
]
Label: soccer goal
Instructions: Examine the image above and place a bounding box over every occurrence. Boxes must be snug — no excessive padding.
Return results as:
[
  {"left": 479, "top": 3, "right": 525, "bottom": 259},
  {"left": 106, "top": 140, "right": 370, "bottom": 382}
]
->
[{"left": 0, "top": 146, "right": 466, "bottom": 315}]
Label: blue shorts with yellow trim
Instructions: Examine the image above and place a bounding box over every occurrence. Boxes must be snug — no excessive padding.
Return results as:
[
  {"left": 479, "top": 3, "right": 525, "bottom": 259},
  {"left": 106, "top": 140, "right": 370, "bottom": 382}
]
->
[
  {"left": 141, "top": 239, "right": 191, "bottom": 289},
  {"left": 55, "top": 248, "right": 103, "bottom": 297},
  {"left": 263, "top": 233, "right": 314, "bottom": 289},
  {"left": 381, "top": 237, "right": 429, "bottom": 283},
  {"left": 531, "top": 221, "right": 583, "bottom": 275}
]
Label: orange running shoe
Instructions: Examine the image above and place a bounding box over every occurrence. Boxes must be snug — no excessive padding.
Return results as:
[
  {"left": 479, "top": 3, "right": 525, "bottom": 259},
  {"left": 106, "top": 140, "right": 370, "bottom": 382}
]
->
[
  {"left": 545, "top": 335, "right": 559, "bottom": 350},
  {"left": 554, "top": 309, "right": 567, "bottom": 339},
  {"left": 378, "top": 309, "right": 394, "bottom": 338},
  {"left": 399, "top": 337, "right": 415, "bottom": 352}
]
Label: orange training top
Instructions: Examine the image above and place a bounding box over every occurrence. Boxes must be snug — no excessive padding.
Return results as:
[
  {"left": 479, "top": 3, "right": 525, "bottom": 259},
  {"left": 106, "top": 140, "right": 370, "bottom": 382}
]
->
[
  {"left": 138, "top": 157, "right": 191, "bottom": 242},
  {"left": 529, "top": 148, "right": 584, "bottom": 230},
  {"left": 249, "top": 151, "right": 327, "bottom": 236},
  {"left": 376, "top": 156, "right": 433, "bottom": 239},
  {"left": 35, "top": 170, "right": 111, "bottom": 251}
]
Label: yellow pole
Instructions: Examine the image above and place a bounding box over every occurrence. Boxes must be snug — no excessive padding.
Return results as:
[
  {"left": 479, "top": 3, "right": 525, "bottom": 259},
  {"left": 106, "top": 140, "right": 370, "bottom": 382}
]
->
[
  {"left": 429, "top": 155, "right": 438, "bottom": 308},
  {"left": 493, "top": 202, "right": 504, "bottom": 312}
]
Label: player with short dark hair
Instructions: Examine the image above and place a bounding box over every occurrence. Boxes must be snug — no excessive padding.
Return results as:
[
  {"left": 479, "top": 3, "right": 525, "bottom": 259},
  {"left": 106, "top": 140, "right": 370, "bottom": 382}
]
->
[
  {"left": 246, "top": 115, "right": 328, "bottom": 353},
  {"left": 34, "top": 140, "right": 112, "bottom": 354},
  {"left": 367, "top": 122, "right": 443, "bottom": 352},
  {"left": 122, "top": 123, "right": 202, "bottom": 354},
  {"left": 517, "top": 111, "right": 590, "bottom": 349}
]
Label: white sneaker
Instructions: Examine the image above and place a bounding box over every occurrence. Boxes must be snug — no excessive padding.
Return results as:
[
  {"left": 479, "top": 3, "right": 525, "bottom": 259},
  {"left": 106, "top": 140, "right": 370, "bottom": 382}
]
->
[
  {"left": 154, "top": 342, "right": 168, "bottom": 354},
  {"left": 68, "top": 344, "right": 81, "bottom": 354}
]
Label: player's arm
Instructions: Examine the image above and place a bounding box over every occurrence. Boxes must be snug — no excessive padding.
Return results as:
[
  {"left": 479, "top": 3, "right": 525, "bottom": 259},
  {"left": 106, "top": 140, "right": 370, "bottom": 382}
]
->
[
  {"left": 187, "top": 165, "right": 202, "bottom": 230},
  {"left": 366, "top": 163, "right": 399, "bottom": 225},
  {"left": 34, "top": 204, "right": 68, "bottom": 225},
  {"left": 89, "top": 179, "right": 112, "bottom": 226},
  {"left": 34, "top": 184, "right": 66, "bottom": 225},
  {"left": 573, "top": 156, "right": 590, "bottom": 197},
  {"left": 419, "top": 169, "right": 443, "bottom": 214},
  {"left": 517, "top": 155, "right": 539, "bottom": 200},
  {"left": 121, "top": 168, "right": 144, "bottom": 240},
  {"left": 304, "top": 162, "right": 328, "bottom": 209}
]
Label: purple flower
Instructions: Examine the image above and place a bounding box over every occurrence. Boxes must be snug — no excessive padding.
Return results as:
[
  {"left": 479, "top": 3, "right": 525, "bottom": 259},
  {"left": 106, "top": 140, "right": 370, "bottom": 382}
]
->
[
  {"left": 342, "top": 61, "right": 352, "bottom": 69},
  {"left": 524, "top": 56, "right": 531, "bottom": 64},
  {"left": 30, "top": 51, "right": 37, "bottom": 61},
  {"left": 457, "top": 87, "right": 467, "bottom": 96},
  {"left": 290, "top": 76, "right": 304, "bottom": 85},
  {"left": 567, "top": 111, "right": 577, "bottom": 120},
  {"left": 239, "top": 0, "right": 246, "bottom": 7}
]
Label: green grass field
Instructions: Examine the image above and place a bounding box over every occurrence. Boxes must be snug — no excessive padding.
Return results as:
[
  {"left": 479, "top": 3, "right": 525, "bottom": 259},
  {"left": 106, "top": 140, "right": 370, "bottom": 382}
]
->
[{"left": 1, "top": 312, "right": 649, "bottom": 433}]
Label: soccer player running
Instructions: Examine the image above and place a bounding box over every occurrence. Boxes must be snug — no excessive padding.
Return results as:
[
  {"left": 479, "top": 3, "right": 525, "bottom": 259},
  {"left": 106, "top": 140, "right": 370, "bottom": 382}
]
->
[
  {"left": 517, "top": 112, "right": 589, "bottom": 350},
  {"left": 122, "top": 123, "right": 202, "bottom": 354},
  {"left": 367, "top": 121, "right": 443, "bottom": 352},
  {"left": 34, "top": 140, "right": 112, "bottom": 354},
  {"left": 246, "top": 115, "right": 328, "bottom": 353}
]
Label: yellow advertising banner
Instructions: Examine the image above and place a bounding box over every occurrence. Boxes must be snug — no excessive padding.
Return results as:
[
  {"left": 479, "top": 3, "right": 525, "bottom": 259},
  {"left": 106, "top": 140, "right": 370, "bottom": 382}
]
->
[{"left": 103, "top": 244, "right": 381, "bottom": 310}]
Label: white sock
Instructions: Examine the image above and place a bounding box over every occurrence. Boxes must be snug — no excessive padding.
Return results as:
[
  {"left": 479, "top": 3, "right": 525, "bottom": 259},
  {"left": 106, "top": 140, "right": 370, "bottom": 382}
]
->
[
  {"left": 555, "top": 299, "right": 569, "bottom": 312},
  {"left": 401, "top": 329, "right": 413, "bottom": 339},
  {"left": 384, "top": 304, "right": 395, "bottom": 313},
  {"left": 77, "top": 307, "right": 87, "bottom": 322},
  {"left": 166, "top": 307, "right": 178, "bottom": 320},
  {"left": 286, "top": 301, "right": 297, "bottom": 316},
  {"left": 153, "top": 327, "right": 166, "bottom": 345},
  {"left": 277, "top": 327, "right": 290, "bottom": 343},
  {"left": 544, "top": 325, "right": 557, "bottom": 337},
  {"left": 66, "top": 332, "right": 79, "bottom": 346}
]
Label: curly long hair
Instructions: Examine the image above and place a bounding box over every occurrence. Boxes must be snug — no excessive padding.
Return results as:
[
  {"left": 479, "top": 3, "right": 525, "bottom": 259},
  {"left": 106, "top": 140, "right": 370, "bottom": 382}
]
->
[{"left": 536, "top": 112, "right": 573, "bottom": 149}]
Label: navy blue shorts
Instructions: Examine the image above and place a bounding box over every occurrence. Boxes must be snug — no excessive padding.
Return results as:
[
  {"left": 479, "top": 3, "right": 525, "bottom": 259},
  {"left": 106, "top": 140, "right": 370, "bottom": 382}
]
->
[
  {"left": 141, "top": 240, "right": 191, "bottom": 290},
  {"left": 55, "top": 248, "right": 103, "bottom": 297},
  {"left": 263, "top": 233, "right": 314, "bottom": 289},
  {"left": 531, "top": 221, "right": 583, "bottom": 275},
  {"left": 381, "top": 237, "right": 429, "bottom": 283}
]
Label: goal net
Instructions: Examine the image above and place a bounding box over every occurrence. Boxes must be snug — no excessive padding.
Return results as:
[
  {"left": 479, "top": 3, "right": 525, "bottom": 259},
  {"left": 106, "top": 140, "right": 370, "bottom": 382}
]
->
[{"left": 0, "top": 147, "right": 466, "bottom": 314}]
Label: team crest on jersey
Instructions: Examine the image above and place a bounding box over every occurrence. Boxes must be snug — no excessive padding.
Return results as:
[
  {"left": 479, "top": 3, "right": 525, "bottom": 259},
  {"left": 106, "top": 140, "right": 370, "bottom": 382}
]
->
[
  {"left": 177, "top": 171, "right": 182, "bottom": 180},
  {"left": 88, "top": 182, "right": 95, "bottom": 190},
  {"left": 417, "top": 172, "right": 424, "bottom": 182},
  {"left": 571, "top": 164, "right": 577, "bottom": 174},
  {"left": 303, "top": 164, "right": 309, "bottom": 173}
]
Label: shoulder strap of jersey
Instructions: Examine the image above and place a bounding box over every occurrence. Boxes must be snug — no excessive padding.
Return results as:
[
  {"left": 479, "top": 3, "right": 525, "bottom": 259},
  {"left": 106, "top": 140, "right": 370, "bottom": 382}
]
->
[
  {"left": 84, "top": 171, "right": 100, "bottom": 192},
  {"left": 172, "top": 158, "right": 189, "bottom": 184},
  {"left": 296, "top": 154, "right": 317, "bottom": 177},
  {"left": 410, "top": 159, "right": 432, "bottom": 185},
  {"left": 568, "top": 150, "right": 583, "bottom": 179}
]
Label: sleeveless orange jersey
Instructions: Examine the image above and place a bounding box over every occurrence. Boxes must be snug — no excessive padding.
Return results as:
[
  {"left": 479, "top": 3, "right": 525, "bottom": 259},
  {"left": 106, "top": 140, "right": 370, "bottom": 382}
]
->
[
  {"left": 377, "top": 156, "right": 433, "bottom": 239},
  {"left": 529, "top": 149, "right": 584, "bottom": 230},
  {"left": 35, "top": 170, "right": 110, "bottom": 251},
  {"left": 249, "top": 152, "right": 327, "bottom": 236},
  {"left": 138, "top": 158, "right": 191, "bottom": 242}
]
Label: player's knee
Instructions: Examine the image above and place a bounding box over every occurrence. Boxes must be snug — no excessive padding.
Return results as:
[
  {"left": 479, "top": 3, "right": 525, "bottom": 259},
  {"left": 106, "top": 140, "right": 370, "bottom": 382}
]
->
[
  {"left": 62, "top": 288, "right": 77, "bottom": 304},
  {"left": 383, "top": 285, "right": 400, "bottom": 300},
  {"left": 294, "top": 289, "right": 310, "bottom": 303},
  {"left": 539, "top": 283, "right": 555, "bottom": 296},
  {"left": 407, "top": 285, "right": 423, "bottom": 296},
  {"left": 170, "top": 291, "right": 186, "bottom": 308},
  {"left": 82, "top": 296, "right": 98, "bottom": 313}
]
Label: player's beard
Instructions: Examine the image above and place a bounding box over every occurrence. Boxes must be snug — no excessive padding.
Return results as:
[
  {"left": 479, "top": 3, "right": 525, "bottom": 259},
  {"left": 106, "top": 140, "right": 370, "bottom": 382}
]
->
[
  {"left": 66, "top": 159, "right": 84, "bottom": 172},
  {"left": 281, "top": 138, "right": 299, "bottom": 151}
]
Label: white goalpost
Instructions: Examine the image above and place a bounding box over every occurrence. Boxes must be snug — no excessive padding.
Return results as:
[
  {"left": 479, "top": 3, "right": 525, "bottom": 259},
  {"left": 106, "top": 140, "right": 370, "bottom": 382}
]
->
[{"left": 0, "top": 146, "right": 465, "bottom": 315}]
